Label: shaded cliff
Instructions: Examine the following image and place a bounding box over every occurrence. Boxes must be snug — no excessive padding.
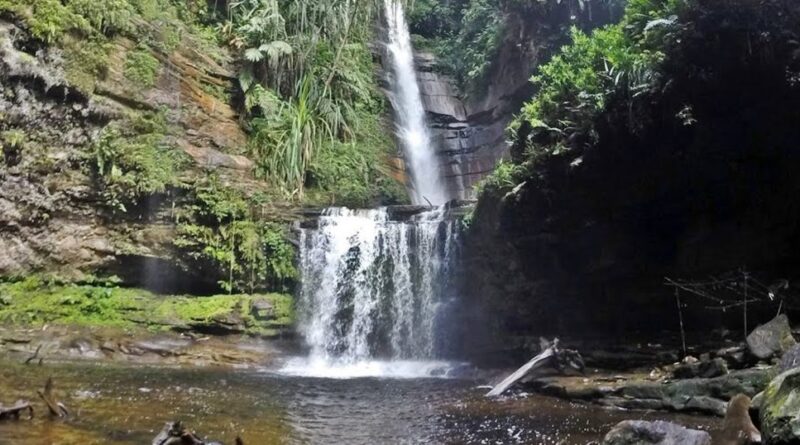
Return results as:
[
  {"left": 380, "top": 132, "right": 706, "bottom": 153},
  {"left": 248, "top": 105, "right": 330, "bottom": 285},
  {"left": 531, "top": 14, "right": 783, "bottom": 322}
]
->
[{"left": 455, "top": 0, "right": 800, "bottom": 362}]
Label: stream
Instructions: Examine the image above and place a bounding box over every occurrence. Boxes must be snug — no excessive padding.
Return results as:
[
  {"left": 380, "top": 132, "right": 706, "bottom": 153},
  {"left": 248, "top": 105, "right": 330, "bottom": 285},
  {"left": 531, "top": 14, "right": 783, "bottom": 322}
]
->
[{"left": 0, "top": 359, "right": 719, "bottom": 445}]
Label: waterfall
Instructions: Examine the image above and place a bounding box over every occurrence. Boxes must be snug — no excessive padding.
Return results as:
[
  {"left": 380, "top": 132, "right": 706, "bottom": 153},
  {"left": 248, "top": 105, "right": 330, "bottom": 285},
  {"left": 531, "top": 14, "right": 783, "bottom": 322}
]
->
[
  {"left": 280, "top": 2, "right": 463, "bottom": 379},
  {"left": 383, "top": 0, "right": 448, "bottom": 205},
  {"left": 285, "top": 207, "right": 460, "bottom": 377}
]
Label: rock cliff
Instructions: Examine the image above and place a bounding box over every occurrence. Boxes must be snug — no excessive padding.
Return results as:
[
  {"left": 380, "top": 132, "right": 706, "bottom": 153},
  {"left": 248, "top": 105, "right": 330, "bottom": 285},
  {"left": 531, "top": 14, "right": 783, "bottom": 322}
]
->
[
  {"left": 414, "top": 51, "right": 523, "bottom": 200},
  {"left": 0, "top": 17, "right": 273, "bottom": 284}
]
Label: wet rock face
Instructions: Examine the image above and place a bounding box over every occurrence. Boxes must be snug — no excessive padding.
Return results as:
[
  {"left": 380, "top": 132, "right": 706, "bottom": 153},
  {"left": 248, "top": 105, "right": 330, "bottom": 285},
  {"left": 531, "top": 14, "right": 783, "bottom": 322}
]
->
[
  {"left": 0, "top": 18, "right": 253, "bottom": 283},
  {"left": 759, "top": 367, "right": 800, "bottom": 444},
  {"left": 746, "top": 314, "right": 796, "bottom": 360},
  {"left": 0, "top": 21, "right": 117, "bottom": 278},
  {"left": 601, "top": 420, "right": 711, "bottom": 445}
]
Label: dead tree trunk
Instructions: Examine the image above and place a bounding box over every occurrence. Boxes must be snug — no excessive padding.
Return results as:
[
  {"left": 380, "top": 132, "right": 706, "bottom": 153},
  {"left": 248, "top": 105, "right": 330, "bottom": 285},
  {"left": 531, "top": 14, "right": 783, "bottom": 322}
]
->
[
  {"left": 486, "top": 346, "right": 558, "bottom": 397},
  {"left": 486, "top": 339, "right": 584, "bottom": 397}
]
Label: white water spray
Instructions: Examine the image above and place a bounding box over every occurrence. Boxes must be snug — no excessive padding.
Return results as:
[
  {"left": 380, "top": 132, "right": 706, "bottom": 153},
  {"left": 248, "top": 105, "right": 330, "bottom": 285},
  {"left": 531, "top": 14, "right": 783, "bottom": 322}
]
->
[
  {"left": 384, "top": 0, "right": 448, "bottom": 205},
  {"left": 285, "top": 207, "right": 460, "bottom": 378}
]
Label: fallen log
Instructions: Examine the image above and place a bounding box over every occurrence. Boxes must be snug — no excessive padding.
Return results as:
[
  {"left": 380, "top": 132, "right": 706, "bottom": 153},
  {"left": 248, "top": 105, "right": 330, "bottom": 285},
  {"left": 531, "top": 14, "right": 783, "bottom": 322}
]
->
[
  {"left": 0, "top": 400, "right": 33, "bottom": 420},
  {"left": 486, "top": 338, "right": 585, "bottom": 397},
  {"left": 38, "top": 377, "right": 68, "bottom": 418},
  {"left": 486, "top": 346, "right": 557, "bottom": 397}
]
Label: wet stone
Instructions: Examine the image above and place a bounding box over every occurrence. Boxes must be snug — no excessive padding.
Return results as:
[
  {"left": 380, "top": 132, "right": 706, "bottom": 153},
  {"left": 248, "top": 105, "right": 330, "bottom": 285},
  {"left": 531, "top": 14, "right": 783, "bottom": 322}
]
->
[{"left": 602, "top": 420, "right": 711, "bottom": 445}]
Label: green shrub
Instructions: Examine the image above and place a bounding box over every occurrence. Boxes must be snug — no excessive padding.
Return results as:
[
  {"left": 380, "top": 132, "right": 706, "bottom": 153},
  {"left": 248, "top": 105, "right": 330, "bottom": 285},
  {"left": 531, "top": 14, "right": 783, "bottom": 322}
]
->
[
  {"left": 67, "top": 0, "right": 134, "bottom": 35},
  {"left": 511, "top": 0, "right": 680, "bottom": 159},
  {"left": 305, "top": 112, "right": 408, "bottom": 207},
  {"left": 174, "top": 178, "right": 297, "bottom": 294},
  {"left": 0, "top": 0, "right": 90, "bottom": 43},
  {"left": 90, "top": 111, "right": 187, "bottom": 212},
  {"left": 124, "top": 46, "right": 161, "bottom": 87}
]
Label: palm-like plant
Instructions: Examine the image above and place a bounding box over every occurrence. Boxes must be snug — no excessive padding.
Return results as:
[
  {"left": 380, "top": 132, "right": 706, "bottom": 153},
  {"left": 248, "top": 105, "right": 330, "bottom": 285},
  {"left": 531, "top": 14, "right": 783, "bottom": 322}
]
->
[{"left": 228, "top": 0, "right": 383, "bottom": 195}]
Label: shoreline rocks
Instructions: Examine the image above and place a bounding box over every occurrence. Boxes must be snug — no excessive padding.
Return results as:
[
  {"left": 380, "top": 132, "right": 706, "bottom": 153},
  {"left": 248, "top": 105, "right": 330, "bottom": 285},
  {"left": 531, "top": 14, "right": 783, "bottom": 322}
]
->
[
  {"left": 601, "top": 420, "right": 711, "bottom": 445},
  {"left": 747, "top": 314, "right": 797, "bottom": 361}
]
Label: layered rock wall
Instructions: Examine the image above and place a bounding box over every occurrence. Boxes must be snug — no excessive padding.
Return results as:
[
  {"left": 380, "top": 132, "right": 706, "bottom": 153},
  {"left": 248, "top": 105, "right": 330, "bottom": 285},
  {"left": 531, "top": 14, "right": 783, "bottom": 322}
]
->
[
  {"left": 414, "top": 52, "right": 516, "bottom": 200},
  {"left": 0, "top": 18, "right": 260, "bottom": 281}
]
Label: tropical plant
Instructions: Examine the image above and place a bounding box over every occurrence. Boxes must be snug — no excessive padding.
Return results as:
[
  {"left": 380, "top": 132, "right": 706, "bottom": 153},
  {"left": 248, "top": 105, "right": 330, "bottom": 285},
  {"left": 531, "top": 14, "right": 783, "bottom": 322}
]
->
[{"left": 224, "top": 0, "right": 388, "bottom": 196}]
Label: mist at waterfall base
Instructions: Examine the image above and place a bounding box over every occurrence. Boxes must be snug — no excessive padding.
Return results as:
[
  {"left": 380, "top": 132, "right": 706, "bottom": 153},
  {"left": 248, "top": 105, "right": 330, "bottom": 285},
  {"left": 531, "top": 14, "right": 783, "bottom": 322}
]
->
[{"left": 279, "top": 207, "right": 465, "bottom": 379}]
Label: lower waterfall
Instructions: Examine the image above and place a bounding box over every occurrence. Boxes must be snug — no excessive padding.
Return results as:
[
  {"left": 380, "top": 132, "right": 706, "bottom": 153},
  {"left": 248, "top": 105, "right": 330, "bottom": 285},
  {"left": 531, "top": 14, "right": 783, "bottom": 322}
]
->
[{"left": 281, "top": 207, "right": 461, "bottom": 378}]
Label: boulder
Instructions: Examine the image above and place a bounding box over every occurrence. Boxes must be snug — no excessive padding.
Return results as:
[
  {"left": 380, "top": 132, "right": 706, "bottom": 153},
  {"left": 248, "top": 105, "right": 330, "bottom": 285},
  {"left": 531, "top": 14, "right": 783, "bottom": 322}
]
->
[
  {"left": 672, "top": 358, "right": 729, "bottom": 379},
  {"left": 759, "top": 367, "right": 800, "bottom": 444},
  {"left": 746, "top": 314, "right": 796, "bottom": 360},
  {"left": 602, "top": 420, "right": 711, "bottom": 445}
]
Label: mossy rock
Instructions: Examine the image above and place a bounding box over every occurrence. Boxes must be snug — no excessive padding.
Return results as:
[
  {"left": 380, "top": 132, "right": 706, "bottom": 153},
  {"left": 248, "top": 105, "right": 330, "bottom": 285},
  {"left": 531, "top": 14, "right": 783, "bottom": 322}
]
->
[
  {"left": 760, "top": 367, "right": 800, "bottom": 444},
  {"left": 0, "top": 279, "right": 294, "bottom": 338}
]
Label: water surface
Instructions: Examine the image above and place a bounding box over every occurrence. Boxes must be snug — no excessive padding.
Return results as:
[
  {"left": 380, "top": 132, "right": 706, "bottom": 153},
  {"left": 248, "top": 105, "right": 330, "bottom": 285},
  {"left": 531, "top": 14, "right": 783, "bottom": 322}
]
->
[{"left": 0, "top": 359, "right": 719, "bottom": 444}]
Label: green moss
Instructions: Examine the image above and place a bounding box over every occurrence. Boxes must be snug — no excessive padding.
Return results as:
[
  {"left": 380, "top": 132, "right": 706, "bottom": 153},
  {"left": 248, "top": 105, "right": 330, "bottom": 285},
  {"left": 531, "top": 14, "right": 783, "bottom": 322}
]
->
[
  {"left": 123, "top": 45, "right": 160, "bottom": 87},
  {"left": 0, "top": 279, "right": 147, "bottom": 328},
  {"left": 0, "top": 279, "right": 294, "bottom": 336}
]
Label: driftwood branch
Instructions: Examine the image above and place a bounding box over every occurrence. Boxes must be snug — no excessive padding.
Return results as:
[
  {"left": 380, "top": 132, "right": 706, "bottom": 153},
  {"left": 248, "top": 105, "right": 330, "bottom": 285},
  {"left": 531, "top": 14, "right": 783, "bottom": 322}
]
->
[
  {"left": 0, "top": 400, "right": 33, "bottom": 420},
  {"left": 152, "top": 421, "right": 243, "bottom": 445},
  {"left": 24, "top": 344, "right": 42, "bottom": 365},
  {"left": 487, "top": 346, "right": 556, "bottom": 397},
  {"left": 37, "top": 377, "right": 68, "bottom": 418}
]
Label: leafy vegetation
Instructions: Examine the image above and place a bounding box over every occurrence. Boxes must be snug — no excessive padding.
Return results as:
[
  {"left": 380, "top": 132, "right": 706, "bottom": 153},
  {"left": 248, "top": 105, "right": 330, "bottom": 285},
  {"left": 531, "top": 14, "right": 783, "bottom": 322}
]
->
[
  {"left": 174, "top": 177, "right": 297, "bottom": 294},
  {"left": 305, "top": 112, "right": 409, "bottom": 207},
  {"left": 90, "top": 111, "right": 187, "bottom": 212},
  {"left": 478, "top": 0, "right": 687, "bottom": 194},
  {"left": 408, "top": 0, "right": 625, "bottom": 93},
  {"left": 224, "top": 0, "right": 405, "bottom": 202},
  {"left": 123, "top": 45, "right": 161, "bottom": 87}
]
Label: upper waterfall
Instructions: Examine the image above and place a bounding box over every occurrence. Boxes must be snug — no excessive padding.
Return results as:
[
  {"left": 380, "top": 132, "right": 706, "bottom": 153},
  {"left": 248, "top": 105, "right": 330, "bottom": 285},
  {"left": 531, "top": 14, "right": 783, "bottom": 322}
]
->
[{"left": 383, "top": 0, "right": 448, "bottom": 206}]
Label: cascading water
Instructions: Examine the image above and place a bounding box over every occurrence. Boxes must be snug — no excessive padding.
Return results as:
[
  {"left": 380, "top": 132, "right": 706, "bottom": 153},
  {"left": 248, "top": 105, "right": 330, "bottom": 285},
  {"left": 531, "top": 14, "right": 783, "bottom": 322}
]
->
[
  {"left": 282, "top": 207, "right": 461, "bottom": 378},
  {"left": 383, "top": 0, "right": 448, "bottom": 205}
]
